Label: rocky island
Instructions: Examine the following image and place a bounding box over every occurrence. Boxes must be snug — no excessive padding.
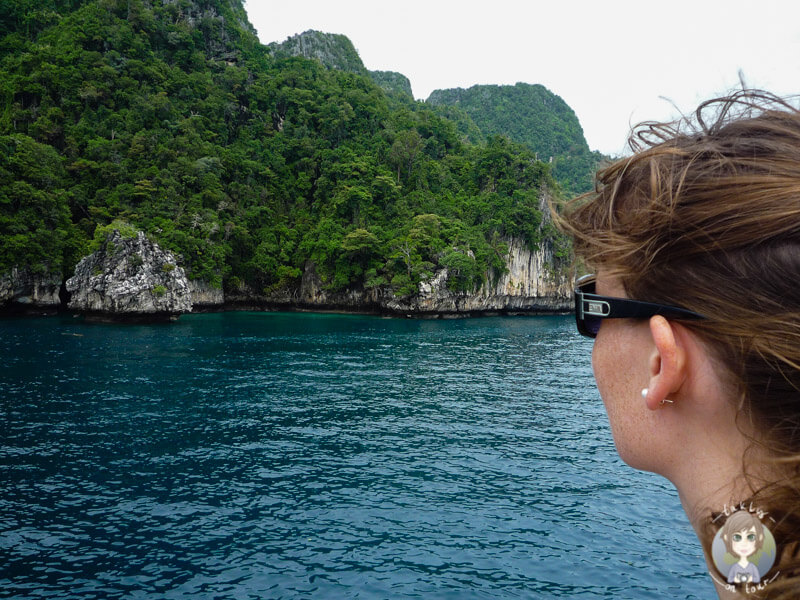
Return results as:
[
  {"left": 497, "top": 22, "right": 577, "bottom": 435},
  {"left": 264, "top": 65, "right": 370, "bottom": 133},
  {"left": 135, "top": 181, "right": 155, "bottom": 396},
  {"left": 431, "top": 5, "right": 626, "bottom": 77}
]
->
[
  {"left": 2, "top": 225, "right": 570, "bottom": 320},
  {"left": 65, "top": 230, "right": 191, "bottom": 321},
  {"left": 0, "top": 2, "right": 582, "bottom": 321}
]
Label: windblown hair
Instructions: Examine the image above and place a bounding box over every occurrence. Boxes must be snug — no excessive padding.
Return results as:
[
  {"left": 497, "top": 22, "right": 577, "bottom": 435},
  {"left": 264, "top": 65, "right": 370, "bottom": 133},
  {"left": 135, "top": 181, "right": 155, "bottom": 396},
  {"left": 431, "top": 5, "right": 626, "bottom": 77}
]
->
[{"left": 557, "top": 90, "right": 800, "bottom": 598}]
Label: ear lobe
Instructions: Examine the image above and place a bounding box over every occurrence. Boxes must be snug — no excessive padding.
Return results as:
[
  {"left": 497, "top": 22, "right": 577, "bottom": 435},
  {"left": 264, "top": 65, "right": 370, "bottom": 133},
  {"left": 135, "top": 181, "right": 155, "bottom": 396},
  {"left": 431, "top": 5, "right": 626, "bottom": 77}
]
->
[{"left": 644, "top": 316, "right": 687, "bottom": 411}]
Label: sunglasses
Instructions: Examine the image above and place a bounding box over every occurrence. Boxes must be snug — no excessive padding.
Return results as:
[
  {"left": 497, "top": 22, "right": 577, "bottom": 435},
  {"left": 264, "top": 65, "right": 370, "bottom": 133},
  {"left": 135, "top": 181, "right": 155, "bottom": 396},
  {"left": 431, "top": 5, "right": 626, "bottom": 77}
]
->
[{"left": 574, "top": 274, "right": 706, "bottom": 338}]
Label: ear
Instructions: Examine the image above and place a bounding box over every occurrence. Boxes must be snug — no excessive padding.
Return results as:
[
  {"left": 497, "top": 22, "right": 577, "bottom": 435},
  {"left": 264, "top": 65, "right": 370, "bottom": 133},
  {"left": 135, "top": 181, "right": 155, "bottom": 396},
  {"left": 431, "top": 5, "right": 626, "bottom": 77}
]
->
[{"left": 644, "top": 315, "right": 688, "bottom": 411}]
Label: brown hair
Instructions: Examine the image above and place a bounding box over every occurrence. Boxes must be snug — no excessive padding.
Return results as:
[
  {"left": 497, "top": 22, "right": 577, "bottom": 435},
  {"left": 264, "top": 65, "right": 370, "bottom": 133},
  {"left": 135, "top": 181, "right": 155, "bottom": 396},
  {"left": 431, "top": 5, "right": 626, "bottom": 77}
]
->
[{"left": 557, "top": 90, "right": 800, "bottom": 598}]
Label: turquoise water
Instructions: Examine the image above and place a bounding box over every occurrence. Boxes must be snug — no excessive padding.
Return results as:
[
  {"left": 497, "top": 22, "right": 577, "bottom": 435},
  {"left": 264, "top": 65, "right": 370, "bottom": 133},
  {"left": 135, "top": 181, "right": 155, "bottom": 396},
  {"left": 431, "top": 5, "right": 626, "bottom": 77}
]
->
[{"left": 1, "top": 312, "right": 711, "bottom": 599}]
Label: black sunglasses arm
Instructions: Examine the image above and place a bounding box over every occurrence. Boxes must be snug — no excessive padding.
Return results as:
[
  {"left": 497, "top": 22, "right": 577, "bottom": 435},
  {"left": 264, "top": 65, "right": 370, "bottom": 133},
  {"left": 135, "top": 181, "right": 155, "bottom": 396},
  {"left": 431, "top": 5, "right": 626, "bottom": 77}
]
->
[{"left": 578, "top": 292, "right": 706, "bottom": 321}]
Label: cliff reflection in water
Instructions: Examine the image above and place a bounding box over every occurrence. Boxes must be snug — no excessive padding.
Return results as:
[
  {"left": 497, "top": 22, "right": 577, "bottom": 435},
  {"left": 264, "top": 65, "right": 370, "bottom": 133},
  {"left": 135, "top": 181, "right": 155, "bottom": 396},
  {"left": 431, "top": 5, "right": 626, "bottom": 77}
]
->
[{"left": 1, "top": 312, "right": 710, "bottom": 599}]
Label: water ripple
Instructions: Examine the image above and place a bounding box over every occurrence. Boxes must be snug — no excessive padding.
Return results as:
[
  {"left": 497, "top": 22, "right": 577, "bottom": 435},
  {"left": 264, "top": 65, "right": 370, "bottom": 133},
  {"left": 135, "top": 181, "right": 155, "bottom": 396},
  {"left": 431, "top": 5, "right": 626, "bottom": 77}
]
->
[{"left": 0, "top": 313, "right": 711, "bottom": 599}]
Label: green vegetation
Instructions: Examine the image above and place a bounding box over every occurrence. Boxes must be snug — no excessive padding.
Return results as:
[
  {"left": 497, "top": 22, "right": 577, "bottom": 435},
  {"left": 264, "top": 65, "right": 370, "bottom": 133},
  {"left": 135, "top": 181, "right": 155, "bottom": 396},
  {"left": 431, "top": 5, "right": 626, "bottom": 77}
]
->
[
  {"left": 90, "top": 219, "right": 137, "bottom": 252},
  {"left": 427, "top": 83, "right": 608, "bottom": 195},
  {"left": 0, "top": 0, "right": 565, "bottom": 298},
  {"left": 368, "top": 71, "right": 413, "bottom": 98}
]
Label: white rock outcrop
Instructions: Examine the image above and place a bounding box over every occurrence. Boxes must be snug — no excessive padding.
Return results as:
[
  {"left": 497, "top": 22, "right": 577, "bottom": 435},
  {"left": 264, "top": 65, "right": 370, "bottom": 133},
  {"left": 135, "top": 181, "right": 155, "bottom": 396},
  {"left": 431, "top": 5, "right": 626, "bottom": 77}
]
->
[{"left": 66, "top": 230, "right": 191, "bottom": 317}]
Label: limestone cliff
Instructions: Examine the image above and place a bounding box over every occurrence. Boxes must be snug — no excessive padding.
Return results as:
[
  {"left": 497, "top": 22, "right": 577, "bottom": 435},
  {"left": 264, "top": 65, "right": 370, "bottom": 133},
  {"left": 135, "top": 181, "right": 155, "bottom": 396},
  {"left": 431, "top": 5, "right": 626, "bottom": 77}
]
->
[
  {"left": 189, "top": 279, "right": 225, "bottom": 309},
  {"left": 269, "top": 30, "right": 414, "bottom": 98},
  {"left": 66, "top": 231, "right": 191, "bottom": 319},
  {"left": 9, "top": 230, "right": 569, "bottom": 318},
  {"left": 269, "top": 30, "right": 368, "bottom": 74},
  {"left": 0, "top": 268, "right": 62, "bottom": 312},
  {"left": 384, "top": 237, "right": 571, "bottom": 315},
  {"left": 228, "top": 235, "right": 571, "bottom": 316}
]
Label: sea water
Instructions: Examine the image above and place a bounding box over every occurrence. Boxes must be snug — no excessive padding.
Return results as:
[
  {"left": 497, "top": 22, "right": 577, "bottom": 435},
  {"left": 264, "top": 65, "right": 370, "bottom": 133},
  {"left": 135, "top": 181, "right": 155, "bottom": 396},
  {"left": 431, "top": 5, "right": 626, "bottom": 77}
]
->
[{"left": 1, "top": 312, "right": 712, "bottom": 599}]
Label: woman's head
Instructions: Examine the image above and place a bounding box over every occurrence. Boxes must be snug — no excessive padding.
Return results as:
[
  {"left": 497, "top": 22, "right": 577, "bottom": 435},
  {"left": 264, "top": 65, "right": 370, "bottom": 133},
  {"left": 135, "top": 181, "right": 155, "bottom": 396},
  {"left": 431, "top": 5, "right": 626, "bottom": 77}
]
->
[
  {"left": 722, "top": 510, "right": 765, "bottom": 559},
  {"left": 558, "top": 89, "right": 800, "bottom": 599},
  {"left": 560, "top": 90, "right": 800, "bottom": 460}
]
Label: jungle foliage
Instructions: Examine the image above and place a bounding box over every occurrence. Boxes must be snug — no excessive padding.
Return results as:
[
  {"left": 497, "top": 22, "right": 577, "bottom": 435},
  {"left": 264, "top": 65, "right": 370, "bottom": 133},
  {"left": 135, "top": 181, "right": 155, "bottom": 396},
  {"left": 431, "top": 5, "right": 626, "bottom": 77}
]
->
[
  {"left": 0, "top": 0, "right": 564, "bottom": 296},
  {"left": 427, "top": 83, "right": 607, "bottom": 195}
]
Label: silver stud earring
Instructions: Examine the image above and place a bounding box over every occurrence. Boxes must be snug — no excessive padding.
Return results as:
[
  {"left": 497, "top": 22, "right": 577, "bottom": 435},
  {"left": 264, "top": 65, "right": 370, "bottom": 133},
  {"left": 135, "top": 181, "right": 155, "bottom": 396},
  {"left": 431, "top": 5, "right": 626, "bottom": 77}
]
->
[{"left": 641, "top": 388, "right": 648, "bottom": 399}]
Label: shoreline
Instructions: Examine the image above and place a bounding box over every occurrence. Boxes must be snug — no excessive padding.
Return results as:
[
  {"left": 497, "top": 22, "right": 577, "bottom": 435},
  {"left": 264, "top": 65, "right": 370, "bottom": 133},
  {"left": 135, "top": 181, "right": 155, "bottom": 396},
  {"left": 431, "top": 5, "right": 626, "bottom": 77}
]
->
[{"left": 0, "top": 301, "right": 573, "bottom": 322}]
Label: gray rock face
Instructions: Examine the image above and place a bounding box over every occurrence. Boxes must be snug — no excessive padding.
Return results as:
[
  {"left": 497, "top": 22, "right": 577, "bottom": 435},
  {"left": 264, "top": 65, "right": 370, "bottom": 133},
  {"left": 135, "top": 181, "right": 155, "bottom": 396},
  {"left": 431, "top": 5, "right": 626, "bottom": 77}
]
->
[
  {"left": 385, "top": 237, "right": 571, "bottom": 314},
  {"left": 0, "top": 267, "right": 62, "bottom": 309},
  {"left": 66, "top": 231, "right": 191, "bottom": 316},
  {"left": 258, "top": 236, "right": 571, "bottom": 315},
  {"left": 188, "top": 279, "right": 224, "bottom": 308},
  {"left": 270, "top": 30, "right": 367, "bottom": 74}
]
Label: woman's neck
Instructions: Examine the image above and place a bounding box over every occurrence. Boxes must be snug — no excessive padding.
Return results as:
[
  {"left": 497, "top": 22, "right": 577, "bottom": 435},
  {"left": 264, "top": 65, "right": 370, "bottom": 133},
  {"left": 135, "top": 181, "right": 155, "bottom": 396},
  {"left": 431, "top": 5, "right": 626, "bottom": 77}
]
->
[{"left": 659, "top": 388, "right": 764, "bottom": 598}]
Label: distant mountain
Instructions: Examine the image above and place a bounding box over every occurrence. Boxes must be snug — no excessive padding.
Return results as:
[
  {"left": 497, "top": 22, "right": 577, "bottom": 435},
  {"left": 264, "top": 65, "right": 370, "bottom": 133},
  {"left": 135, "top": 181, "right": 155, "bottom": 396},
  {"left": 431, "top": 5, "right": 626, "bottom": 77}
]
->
[
  {"left": 269, "top": 30, "right": 412, "bottom": 97},
  {"left": 427, "top": 83, "right": 607, "bottom": 194},
  {"left": 367, "top": 70, "right": 413, "bottom": 97},
  {"left": 268, "top": 34, "right": 601, "bottom": 192},
  {"left": 269, "top": 30, "right": 367, "bottom": 75}
]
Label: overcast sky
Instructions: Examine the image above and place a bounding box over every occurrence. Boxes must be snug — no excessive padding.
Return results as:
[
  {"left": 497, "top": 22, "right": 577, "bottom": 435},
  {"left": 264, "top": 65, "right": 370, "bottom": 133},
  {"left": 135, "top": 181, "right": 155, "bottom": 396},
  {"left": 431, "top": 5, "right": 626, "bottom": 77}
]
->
[{"left": 245, "top": 0, "right": 800, "bottom": 156}]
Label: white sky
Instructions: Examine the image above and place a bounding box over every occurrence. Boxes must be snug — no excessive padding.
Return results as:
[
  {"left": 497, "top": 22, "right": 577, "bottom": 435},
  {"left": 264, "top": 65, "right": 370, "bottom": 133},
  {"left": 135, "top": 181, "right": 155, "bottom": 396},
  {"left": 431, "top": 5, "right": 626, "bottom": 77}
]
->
[{"left": 245, "top": 0, "right": 800, "bottom": 156}]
